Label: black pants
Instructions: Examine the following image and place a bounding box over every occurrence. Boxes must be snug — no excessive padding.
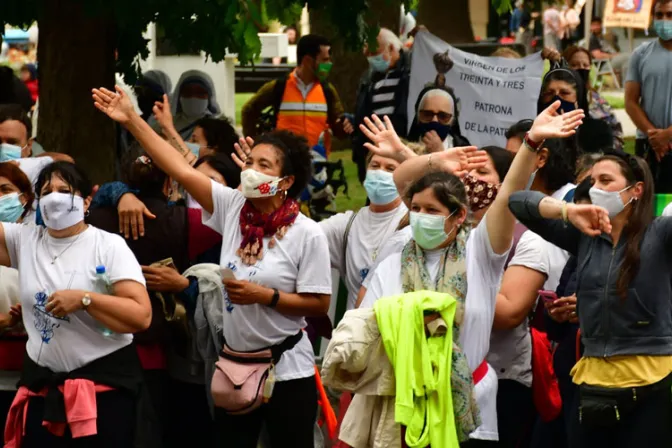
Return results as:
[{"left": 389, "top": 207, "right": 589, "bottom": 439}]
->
[
  {"left": 636, "top": 139, "right": 672, "bottom": 193},
  {"left": 0, "top": 389, "right": 17, "bottom": 434},
  {"left": 164, "top": 378, "right": 215, "bottom": 448},
  {"left": 495, "top": 379, "right": 535, "bottom": 447},
  {"left": 22, "top": 390, "right": 135, "bottom": 447},
  {"left": 215, "top": 375, "right": 317, "bottom": 448},
  {"left": 461, "top": 439, "right": 498, "bottom": 447},
  {"left": 568, "top": 376, "right": 672, "bottom": 448}
]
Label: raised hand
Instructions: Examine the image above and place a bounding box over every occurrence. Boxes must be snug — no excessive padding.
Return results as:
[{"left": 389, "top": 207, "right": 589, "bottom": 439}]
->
[
  {"left": 422, "top": 131, "right": 445, "bottom": 154},
  {"left": 528, "top": 101, "right": 584, "bottom": 143},
  {"left": 153, "top": 94, "right": 175, "bottom": 133},
  {"left": 567, "top": 203, "right": 611, "bottom": 237},
  {"left": 92, "top": 86, "right": 137, "bottom": 124},
  {"left": 437, "top": 146, "right": 490, "bottom": 177},
  {"left": 360, "top": 115, "right": 416, "bottom": 163},
  {"left": 231, "top": 136, "right": 255, "bottom": 169}
]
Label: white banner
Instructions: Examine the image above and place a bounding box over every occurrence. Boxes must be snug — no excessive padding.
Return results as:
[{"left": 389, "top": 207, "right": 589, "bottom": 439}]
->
[{"left": 408, "top": 32, "right": 544, "bottom": 148}]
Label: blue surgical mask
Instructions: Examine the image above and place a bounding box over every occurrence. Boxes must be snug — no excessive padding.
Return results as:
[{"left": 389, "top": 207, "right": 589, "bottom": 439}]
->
[
  {"left": 418, "top": 121, "right": 452, "bottom": 142},
  {"left": 367, "top": 54, "right": 391, "bottom": 73},
  {"left": 363, "top": 169, "right": 399, "bottom": 205},
  {"left": 543, "top": 95, "right": 577, "bottom": 114},
  {"left": 526, "top": 169, "right": 538, "bottom": 190},
  {"left": 0, "top": 143, "right": 22, "bottom": 162},
  {"left": 410, "top": 210, "right": 457, "bottom": 250},
  {"left": 185, "top": 141, "right": 201, "bottom": 157},
  {"left": 589, "top": 185, "right": 633, "bottom": 219},
  {"left": 654, "top": 20, "right": 672, "bottom": 41},
  {"left": 0, "top": 193, "right": 24, "bottom": 223}
]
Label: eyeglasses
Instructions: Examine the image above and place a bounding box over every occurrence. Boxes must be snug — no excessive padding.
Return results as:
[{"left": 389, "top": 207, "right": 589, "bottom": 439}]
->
[
  {"left": 418, "top": 110, "right": 453, "bottom": 125},
  {"left": 654, "top": 11, "right": 672, "bottom": 19}
]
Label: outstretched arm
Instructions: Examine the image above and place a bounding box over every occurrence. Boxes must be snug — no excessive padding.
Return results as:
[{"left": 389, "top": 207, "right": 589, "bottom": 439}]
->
[
  {"left": 484, "top": 102, "right": 584, "bottom": 254},
  {"left": 93, "top": 87, "right": 215, "bottom": 214}
]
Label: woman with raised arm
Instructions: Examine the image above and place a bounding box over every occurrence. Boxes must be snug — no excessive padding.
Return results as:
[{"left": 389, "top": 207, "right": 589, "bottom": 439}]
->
[
  {"left": 357, "top": 104, "right": 584, "bottom": 445},
  {"left": 0, "top": 161, "right": 152, "bottom": 447},
  {"left": 93, "top": 86, "right": 332, "bottom": 448},
  {"left": 509, "top": 152, "right": 672, "bottom": 447}
]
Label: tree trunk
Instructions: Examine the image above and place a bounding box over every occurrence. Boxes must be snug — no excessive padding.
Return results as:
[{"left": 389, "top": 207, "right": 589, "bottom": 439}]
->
[
  {"left": 310, "top": 0, "right": 400, "bottom": 150},
  {"left": 418, "top": 0, "right": 474, "bottom": 43},
  {"left": 37, "top": 0, "right": 117, "bottom": 184}
]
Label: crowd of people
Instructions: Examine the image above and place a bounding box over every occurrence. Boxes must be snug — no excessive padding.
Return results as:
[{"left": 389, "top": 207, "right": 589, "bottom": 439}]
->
[{"left": 0, "top": 1, "right": 671, "bottom": 447}]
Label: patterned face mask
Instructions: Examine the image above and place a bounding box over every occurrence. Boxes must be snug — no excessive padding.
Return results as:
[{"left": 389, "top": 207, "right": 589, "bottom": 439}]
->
[{"left": 463, "top": 174, "right": 500, "bottom": 212}]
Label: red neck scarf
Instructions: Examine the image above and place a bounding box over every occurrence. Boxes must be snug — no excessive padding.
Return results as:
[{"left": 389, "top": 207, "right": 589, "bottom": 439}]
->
[{"left": 238, "top": 198, "right": 300, "bottom": 265}]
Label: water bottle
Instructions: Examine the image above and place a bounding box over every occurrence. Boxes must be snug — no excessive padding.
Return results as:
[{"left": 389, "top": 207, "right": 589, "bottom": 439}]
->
[{"left": 95, "top": 266, "right": 115, "bottom": 337}]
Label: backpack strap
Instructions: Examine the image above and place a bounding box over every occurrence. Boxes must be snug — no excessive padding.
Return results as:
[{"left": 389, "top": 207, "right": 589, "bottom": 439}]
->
[
  {"left": 342, "top": 210, "right": 359, "bottom": 277},
  {"left": 322, "top": 81, "right": 335, "bottom": 119},
  {"left": 271, "top": 77, "right": 288, "bottom": 128}
]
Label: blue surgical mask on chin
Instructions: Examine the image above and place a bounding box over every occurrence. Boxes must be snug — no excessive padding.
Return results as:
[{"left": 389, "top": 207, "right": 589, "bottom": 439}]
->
[
  {"left": 654, "top": 20, "right": 672, "bottom": 41},
  {"left": 543, "top": 95, "right": 577, "bottom": 114},
  {"left": 185, "top": 141, "right": 201, "bottom": 157},
  {"left": 0, "top": 143, "right": 22, "bottom": 162},
  {"left": 0, "top": 193, "right": 25, "bottom": 223},
  {"left": 363, "top": 169, "right": 399, "bottom": 205},
  {"left": 418, "top": 121, "right": 452, "bottom": 142},
  {"left": 367, "top": 53, "right": 391, "bottom": 73},
  {"left": 410, "top": 210, "right": 457, "bottom": 250},
  {"left": 526, "top": 169, "right": 538, "bottom": 190}
]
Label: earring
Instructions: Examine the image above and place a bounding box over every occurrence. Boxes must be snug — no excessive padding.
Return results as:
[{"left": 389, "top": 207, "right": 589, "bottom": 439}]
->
[{"left": 85, "top": 209, "right": 90, "bottom": 217}]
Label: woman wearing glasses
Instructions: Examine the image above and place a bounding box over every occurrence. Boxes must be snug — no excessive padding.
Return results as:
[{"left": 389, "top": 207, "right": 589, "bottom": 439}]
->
[{"left": 407, "top": 86, "right": 471, "bottom": 153}]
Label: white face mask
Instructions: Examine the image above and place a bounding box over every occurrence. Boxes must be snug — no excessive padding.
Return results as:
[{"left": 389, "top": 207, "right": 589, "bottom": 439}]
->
[
  {"left": 589, "top": 185, "right": 633, "bottom": 219},
  {"left": 240, "top": 169, "right": 285, "bottom": 199},
  {"left": 179, "top": 97, "right": 209, "bottom": 117},
  {"left": 39, "top": 192, "right": 85, "bottom": 230}
]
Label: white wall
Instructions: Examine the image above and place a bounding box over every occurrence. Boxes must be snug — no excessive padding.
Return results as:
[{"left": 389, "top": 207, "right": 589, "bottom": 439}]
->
[{"left": 139, "top": 24, "right": 237, "bottom": 124}]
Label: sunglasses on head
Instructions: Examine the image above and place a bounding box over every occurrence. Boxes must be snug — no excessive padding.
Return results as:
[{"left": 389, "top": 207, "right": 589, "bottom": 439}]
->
[{"left": 419, "top": 110, "right": 453, "bottom": 124}]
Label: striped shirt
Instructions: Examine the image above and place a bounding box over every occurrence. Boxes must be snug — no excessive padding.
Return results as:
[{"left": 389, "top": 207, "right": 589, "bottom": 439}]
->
[{"left": 371, "top": 71, "right": 402, "bottom": 116}]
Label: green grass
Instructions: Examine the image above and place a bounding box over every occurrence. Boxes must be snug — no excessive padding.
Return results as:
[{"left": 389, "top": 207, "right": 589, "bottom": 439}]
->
[
  {"left": 603, "top": 94, "right": 625, "bottom": 110},
  {"left": 330, "top": 150, "right": 367, "bottom": 212},
  {"left": 624, "top": 138, "right": 635, "bottom": 155},
  {"left": 235, "top": 93, "right": 254, "bottom": 125}
]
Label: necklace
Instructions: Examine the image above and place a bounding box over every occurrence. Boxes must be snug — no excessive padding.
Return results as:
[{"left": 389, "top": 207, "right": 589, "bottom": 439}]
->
[{"left": 43, "top": 232, "right": 84, "bottom": 265}]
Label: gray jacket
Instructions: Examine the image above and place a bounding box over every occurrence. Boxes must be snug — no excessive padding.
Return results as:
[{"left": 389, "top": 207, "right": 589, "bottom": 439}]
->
[{"left": 509, "top": 191, "right": 672, "bottom": 358}]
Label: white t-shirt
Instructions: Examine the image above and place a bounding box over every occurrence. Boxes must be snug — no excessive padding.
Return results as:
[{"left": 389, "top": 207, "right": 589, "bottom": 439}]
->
[
  {"left": 203, "top": 181, "right": 332, "bottom": 381},
  {"left": 361, "top": 218, "right": 509, "bottom": 441},
  {"left": 16, "top": 156, "right": 53, "bottom": 189},
  {"left": 663, "top": 202, "right": 672, "bottom": 217},
  {"left": 362, "top": 226, "right": 413, "bottom": 290},
  {"left": 319, "top": 204, "right": 407, "bottom": 310},
  {"left": 0, "top": 266, "right": 20, "bottom": 391},
  {"left": 488, "top": 183, "right": 573, "bottom": 387},
  {"left": 488, "top": 230, "right": 569, "bottom": 387},
  {"left": 2, "top": 223, "right": 145, "bottom": 373}
]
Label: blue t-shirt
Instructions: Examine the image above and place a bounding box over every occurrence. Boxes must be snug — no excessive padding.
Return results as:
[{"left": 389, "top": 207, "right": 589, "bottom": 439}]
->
[{"left": 626, "top": 40, "right": 672, "bottom": 139}]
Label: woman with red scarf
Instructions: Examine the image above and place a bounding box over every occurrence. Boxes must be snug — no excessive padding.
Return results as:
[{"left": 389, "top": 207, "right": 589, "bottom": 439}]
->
[{"left": 93, "top": 86, "right": 332, "bottom": 448}]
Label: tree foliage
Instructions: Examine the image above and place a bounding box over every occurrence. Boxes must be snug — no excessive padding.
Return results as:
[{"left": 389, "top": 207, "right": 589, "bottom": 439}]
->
[{"left": 1, "top": 0, "right": 411, "bottom": 84}]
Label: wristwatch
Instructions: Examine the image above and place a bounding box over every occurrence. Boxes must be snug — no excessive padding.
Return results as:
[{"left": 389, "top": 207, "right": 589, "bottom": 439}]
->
[
  {"left": 269, "top": 288, "right": 280, "bottom": 308},
  {"left": 81, "top": 293, "right": 92, "bottom": 309}
]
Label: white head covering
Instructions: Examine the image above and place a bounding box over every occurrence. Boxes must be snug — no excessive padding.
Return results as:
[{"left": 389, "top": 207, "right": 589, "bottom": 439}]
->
[{"left": 170, "top": 70, "right": 221, "bottom": 139}]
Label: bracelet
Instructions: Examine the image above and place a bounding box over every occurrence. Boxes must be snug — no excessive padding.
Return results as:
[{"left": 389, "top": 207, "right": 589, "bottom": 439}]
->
[
  {"left": 269, "top": 288, "right": 280, "bottom": 308},
  {"left": 561, "top": 201, "right": 569, "bottom": 223},
  {"left": 523, "top": 132, "right": 545, "bottom": 153},
  {"left": 428, "top": 154, "right": 433, "bottom": 170}
]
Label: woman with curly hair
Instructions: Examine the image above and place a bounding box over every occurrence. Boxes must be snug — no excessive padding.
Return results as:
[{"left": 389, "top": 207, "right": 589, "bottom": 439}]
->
[{"left": 93, "top": 86, "right": 332, "bottom": 448}]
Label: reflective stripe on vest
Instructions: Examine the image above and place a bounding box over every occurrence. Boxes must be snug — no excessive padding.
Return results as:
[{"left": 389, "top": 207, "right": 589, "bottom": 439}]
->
[{"left": 276, "top": 73, "right": 329, "bottom": 149}]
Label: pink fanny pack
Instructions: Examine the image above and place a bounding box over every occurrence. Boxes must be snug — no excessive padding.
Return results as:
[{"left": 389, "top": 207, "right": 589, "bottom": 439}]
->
[{"left": 211, "top": 331, "right": 303, "bottom": 415}]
